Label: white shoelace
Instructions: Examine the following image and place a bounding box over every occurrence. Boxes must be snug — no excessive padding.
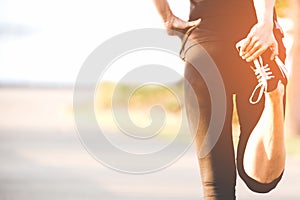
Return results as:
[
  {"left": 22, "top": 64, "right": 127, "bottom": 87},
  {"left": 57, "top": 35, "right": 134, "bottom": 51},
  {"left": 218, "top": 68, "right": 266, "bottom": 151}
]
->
[{"left": 249, "top": 56, "right": 275, "bottom": 104}]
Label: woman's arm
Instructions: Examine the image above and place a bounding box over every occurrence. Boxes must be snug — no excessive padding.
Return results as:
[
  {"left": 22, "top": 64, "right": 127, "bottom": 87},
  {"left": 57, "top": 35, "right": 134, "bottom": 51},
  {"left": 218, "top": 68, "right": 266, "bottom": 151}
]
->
[
  {"left": 152, "top": 0, "right": 201, "bottom": 36},
  {"left": 238, "top": 0, "right": 278, "bottom": 62},
  {"left": 152, "top": 0, "right": 173, "bottom": 23}
]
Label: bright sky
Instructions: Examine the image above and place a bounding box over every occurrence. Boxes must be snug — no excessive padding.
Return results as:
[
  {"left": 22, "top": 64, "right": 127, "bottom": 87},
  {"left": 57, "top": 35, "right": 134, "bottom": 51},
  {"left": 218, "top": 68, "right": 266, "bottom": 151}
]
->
[
  {"left": 0, "top": 0, "right": 293, "bottom": 85},
  {"left": 0, "top": 0, "right": 190, "bottom": 84}
]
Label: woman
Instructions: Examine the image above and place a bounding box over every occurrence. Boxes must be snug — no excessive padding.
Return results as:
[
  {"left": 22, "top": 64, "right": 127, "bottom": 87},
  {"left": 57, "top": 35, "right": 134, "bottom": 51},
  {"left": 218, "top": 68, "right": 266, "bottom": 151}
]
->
[{"left": 153, "top": 0, "right": 287, "bottom": 199}]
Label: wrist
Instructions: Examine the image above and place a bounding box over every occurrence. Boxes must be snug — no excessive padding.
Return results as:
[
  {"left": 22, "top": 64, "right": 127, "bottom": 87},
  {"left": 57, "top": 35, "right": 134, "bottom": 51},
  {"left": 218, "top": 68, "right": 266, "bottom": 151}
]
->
[
  {"left": 257, "top": 19, "right": 274, "bottom": 30},
  {"left": 256, "top": 9, "right": 274, "bottom": 28},
  {"left": 253, "top": 0, "right": 275, "bottom": 29},
  {"left": 257, "top": 18, "right": 273, "bottom": 25},
  {"left": 164, "top": 12, "right": 175, "bottom": 28},
  {"left": 163, "top": 11, "right": 174, "bottom": 23}
]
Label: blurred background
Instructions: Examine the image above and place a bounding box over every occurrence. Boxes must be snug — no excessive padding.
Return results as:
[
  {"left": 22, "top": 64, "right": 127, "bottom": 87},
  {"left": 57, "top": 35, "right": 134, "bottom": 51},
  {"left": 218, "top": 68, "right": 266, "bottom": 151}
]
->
[{"left": 0, "top": 0, "right": 299, "bottom": 199}]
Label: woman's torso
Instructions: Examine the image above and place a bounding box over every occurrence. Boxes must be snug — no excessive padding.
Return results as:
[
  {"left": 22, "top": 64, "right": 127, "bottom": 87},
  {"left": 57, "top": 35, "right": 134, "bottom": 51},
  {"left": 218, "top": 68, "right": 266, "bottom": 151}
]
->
[
  {"left": 188, "top": 0, "right": 258, "bottom": 42},
  {"left": 189, "top": 0, "right": 256, "bottom": 20}
]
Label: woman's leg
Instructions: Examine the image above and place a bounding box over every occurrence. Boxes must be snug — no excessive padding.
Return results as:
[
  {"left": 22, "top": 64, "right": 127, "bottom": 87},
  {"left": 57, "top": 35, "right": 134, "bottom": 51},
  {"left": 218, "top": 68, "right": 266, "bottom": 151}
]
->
[
  {"left": 184, "top": 42, "right": 236, "bottom": 200},
  {"left": 236, "top": 86, "right": 286, "bottom": 192},
  {"left": 236, "top": 44, "right": 286, "bottom": 192},
  {"left": 243, "top": 82, "right": 286, "bottom": 183}
]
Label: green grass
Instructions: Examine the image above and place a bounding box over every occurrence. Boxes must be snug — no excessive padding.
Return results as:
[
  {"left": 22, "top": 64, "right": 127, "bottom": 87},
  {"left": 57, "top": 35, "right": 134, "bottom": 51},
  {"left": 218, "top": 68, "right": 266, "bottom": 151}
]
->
[
  {"left": 96, "top": 80, "right": 184, "bottom": 113},
  {"left": 94, "top": 81, "right": 300, "bottom": 157}
]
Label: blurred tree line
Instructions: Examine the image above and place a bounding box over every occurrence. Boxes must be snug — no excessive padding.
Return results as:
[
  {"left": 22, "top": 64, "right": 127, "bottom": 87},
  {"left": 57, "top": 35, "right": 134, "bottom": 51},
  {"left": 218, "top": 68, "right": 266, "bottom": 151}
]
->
[{"left": 275, "top": 0, "right": 290, "bottom": 17}]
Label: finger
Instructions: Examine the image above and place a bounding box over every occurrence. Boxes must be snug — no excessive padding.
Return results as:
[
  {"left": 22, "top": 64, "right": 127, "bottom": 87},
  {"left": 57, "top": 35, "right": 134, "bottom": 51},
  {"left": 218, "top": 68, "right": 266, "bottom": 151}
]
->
[
  {"left": 239, "top": 37, "right": 252, "bottom": 56},
  {"left": 187, "top": 18, "right": 201, "bottom": 27},
  {"left": 243, "top": 35, "right": 260, "bottom": 56},
  {"left": 245, "top": 45, "right": 268, "bottom": 62},
  {"left": 166, "top": 28, "right": 176, "bottom": 36},
  {"left": 236, "top": 38, "right": 246, "bottom": 52},
  {"left": 242, "top": 42, "right": 262, "bottom": 59}
]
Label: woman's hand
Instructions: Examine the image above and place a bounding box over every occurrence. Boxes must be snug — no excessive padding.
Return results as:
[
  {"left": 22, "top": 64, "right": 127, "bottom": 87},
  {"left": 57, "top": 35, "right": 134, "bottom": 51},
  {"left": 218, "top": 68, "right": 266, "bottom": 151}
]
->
[
  {"left": 152, "top": 0, "right": 200, "bottom": 37},
  {"left": 238, "top": 22, "right": 278, "bottom": 62},
  {"left": 164, "top": 14, "right": 201, "bottom": 36}
]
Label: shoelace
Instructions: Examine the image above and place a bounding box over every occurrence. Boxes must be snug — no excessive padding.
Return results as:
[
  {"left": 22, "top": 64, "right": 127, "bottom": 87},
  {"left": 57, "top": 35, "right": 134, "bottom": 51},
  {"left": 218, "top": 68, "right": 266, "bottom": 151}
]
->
[{"left": 249, "top": 56, "right": 275, "bottom": 104}]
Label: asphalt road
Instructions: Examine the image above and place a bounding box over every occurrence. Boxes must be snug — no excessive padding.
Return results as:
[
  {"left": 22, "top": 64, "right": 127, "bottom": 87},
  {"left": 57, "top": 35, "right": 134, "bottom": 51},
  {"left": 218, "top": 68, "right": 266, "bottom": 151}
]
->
[{"left": 0, "top": 87, "right": 299, "bottom": 200}]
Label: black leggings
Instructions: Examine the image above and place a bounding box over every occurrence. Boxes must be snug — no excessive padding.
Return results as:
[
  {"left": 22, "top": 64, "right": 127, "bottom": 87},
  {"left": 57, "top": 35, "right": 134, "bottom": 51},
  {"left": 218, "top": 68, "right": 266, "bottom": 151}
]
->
[{"left": 181, "top": 22, "right": 286, "bottom": 200}]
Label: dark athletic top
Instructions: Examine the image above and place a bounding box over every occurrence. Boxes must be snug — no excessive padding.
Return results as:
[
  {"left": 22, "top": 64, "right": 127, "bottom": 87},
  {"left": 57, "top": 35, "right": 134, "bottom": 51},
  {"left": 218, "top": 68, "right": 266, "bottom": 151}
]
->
[
  {"left": 187, "top": 0, "right": 260, "bottom": 42},
  {"left": 189, "top": 0, "right": 256, "bottom": 20},
  {"left": 187, "top": 1, "right": 279, "bottom": 43}
]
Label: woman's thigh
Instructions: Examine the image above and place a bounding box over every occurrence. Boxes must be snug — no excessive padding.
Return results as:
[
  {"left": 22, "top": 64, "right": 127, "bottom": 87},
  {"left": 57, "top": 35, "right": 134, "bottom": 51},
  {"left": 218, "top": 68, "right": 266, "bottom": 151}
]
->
[{"left": 183, "top": 41, "right": 238, "bottom": 199}]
